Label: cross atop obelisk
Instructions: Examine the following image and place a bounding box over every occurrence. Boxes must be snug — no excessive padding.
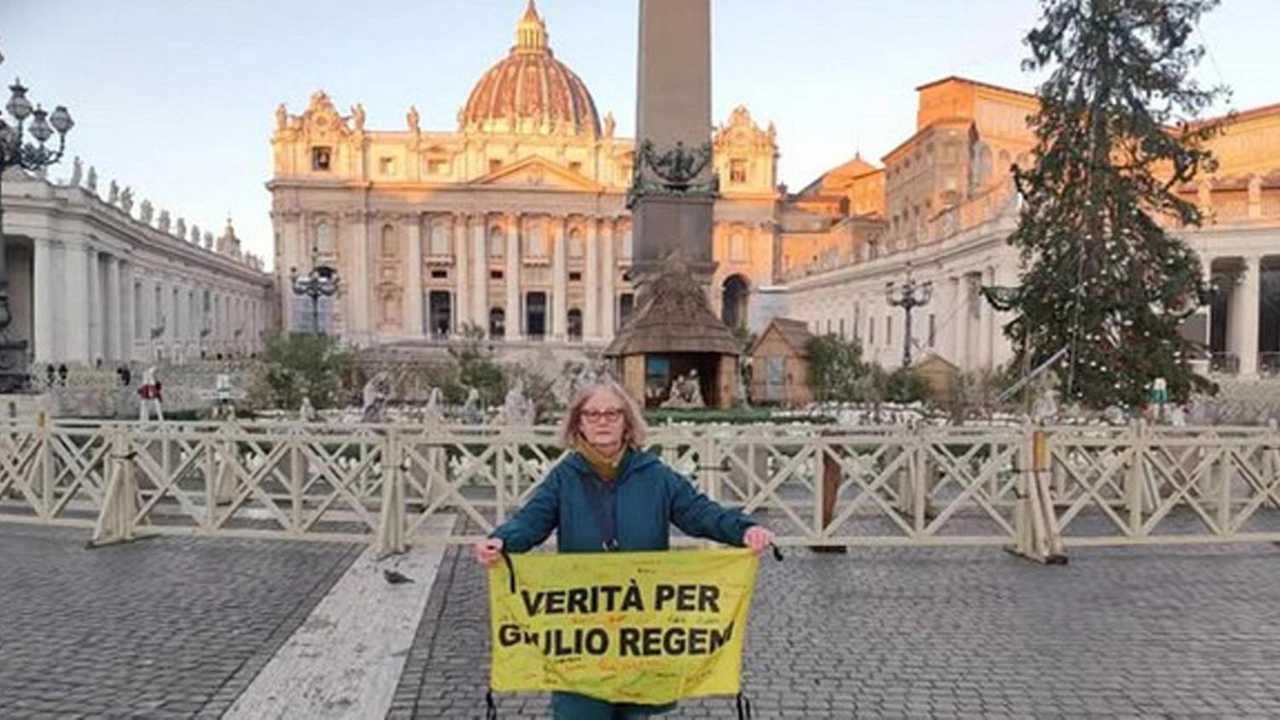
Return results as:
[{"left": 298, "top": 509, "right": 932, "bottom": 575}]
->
[{"left": 629, "top": 0, "right": 716, "bottom": 282}]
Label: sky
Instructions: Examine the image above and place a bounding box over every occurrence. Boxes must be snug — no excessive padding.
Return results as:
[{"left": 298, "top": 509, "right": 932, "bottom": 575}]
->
[{"left": 4, "top": 0, "right": 1278, "bottom": 268}]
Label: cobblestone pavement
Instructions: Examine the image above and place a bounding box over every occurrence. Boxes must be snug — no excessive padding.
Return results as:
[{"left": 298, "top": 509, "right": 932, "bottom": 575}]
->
[
  {"left": 0, "top": 524, "right": 360, "bottom": 719},
  {"left": 6, "top": 520, "right": 1280, "bottom": 719},
  {"left": 395, "top": 531, "right": 1280, "bottom": 719}
]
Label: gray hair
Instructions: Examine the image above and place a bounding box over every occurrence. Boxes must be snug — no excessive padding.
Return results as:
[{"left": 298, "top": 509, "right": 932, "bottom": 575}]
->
[{"left": 558, "top": 378, "right": 648, "bottom": 449}]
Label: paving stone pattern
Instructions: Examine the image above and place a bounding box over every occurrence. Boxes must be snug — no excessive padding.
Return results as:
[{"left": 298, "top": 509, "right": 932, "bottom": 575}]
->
[
  {"left": 6, "top": 519, "right": 1280, "bottom": 719},
  {"left": 398, "top": 522, "right": 1280, "bottom": 719},
  {"left": 0, "top": 524, "right": 360, "bottom": 719}
]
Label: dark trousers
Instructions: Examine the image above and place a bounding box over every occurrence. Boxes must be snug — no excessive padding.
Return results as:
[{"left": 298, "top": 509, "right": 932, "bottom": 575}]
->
[{"left": 550, "top": 691, "right": 674, "bottom": 719}]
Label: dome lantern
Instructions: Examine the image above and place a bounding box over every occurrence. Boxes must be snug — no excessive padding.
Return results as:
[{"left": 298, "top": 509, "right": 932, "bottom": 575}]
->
[{"left": 514, "top": 0, "right": 549, "bottom": 55}]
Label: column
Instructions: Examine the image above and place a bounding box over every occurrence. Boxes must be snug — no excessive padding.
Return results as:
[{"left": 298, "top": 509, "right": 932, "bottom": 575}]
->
[
  {"left": 956, "top": 276, "right": 972, "bottom": 370},
  {"left": 454, "top": 214, "right": 469, "bottom": 336},
  {"left": 104, "top": 256, "right": 121, "bottom": 362},
  {"left": 1232, "top": 254, "right": 1260, "bottom": 377},
  {"left": 86, "top": 248, "right": 102, "bottom": 365},
  {"left": 280, "top": 212, "right": 301, "bottom": 332},
  {"left": 552, "top": 216, "right": 568, "bottom": 341},
  {"left": 601, "top": 219, "right": 616, "bottom": 337},
  {"left": 472, "top": 215, "right": 489, "bottom": 328},
  {"left": 505, "top": 214, "right": 521, "bottom": 340},
  {"left": 63, "top": 245, "right": 91, "bottom": 365},
  {"left": 1198, "top": 256, "right": 1214, "bottom": 367},
  {"left": 404, "top": 214, "right": 423, "bottom": 337},
  {"left": 989, "top": 264, "right": 1012, "bottom": 368},
  {"left": 348, "top": 211, "right": 370, "bottom": 340},
  {"left": 584, "top": 218, "right": 599, "bottom": 341},
  {"left": 142, "top": 277, "right": 155, "bottom": 360},
  {"left": 946, "top": 277, "right": 961, "bottom": 365},
  {"left": 172, "top": 282, "right": 183, "bottom": 349},
  {"left": 977, "top": 267, "right": 993, "bottom": 368},
  {"left": 33, "top": 239, "right": 56, "bottom": 364},
  {"left": 120, "top": 261, "right": 135, "bottom": 364}
]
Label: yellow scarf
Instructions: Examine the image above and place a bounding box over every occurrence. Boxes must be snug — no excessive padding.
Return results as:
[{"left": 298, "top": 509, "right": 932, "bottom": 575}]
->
[{"left": 573, "top": 440, "right": 625, "bottom": 482}]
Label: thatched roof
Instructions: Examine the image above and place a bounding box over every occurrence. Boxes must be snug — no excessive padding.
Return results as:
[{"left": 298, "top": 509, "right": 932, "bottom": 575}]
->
[{"left": 605, "top": 257, "right": 740, "bottom": 357}]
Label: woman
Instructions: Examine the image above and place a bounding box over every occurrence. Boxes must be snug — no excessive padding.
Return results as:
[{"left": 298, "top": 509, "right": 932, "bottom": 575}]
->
[{"left": 475, "top": 378, "right": 774, "bottom": 719}]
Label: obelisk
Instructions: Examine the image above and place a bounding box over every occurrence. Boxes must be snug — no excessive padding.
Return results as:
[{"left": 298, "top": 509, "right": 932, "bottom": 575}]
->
[
  {"left": 629, "top": 0, "right": 716, "bottom": 282},
  {"left": 608, "top": 0, "right": 740, "bottom": 409}
]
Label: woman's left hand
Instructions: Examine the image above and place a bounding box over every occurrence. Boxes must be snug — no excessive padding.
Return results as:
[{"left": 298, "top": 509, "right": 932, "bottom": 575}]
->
[{"left": 742, "top": 526, "right": 775, "bottom": 555}]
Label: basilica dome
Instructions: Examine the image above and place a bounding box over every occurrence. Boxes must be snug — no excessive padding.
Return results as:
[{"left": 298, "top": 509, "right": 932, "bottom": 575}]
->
[{"left": 459, "top": 0, "right": 602, "bottom": 138}]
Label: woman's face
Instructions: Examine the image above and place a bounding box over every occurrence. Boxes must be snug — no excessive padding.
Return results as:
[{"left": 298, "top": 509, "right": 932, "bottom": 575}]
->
[{"left": 578, "top": 388, "right": 627, "bottom": 450}]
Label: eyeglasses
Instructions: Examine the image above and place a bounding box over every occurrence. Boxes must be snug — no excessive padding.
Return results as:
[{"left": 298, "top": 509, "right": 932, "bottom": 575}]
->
[{"left": 581, "top": 408, "right": 624, "bottom": 423}]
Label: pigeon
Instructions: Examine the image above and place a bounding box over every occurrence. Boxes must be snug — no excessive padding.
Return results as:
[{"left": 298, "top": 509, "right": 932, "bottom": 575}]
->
[{"left": 383, "top": 569, "right": 415, "bottom": 585}]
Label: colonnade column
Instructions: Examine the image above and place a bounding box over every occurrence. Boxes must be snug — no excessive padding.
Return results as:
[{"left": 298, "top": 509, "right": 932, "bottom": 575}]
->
[
  {"left": 63, "top": 244, "right": 91, "bottom": 365},
  {"left": 86, "top": 248, "right": 102, "bottom": 364},
  {"left": 453, "top": 214, "right": 468, "bottom": 336},
  {"left": 120, "top": 261, "right": 135, "bottom": 364},
  {"left": 404, "top": 214, "right": 423, "bottom": 337},
  {"left": 1231, "top": 254, "right": 1260, "bottom": 377},
  {"left": 601, "top": 219, "right": 616, "bottom": 338},
  {"left": 977, "top": 267, "right": 993, "bottom": 369},
  {"left": 584, "top": 219, "right": 599, "bottom": 341},
  {"left": 505, "top": 214, "right": 522, "bottom": 340},
  {"left": 471, "top": 215, "right": 489, "bottom": 329},
  {"left": 104, "top": 255, "right": 121, "bottom": 362},
  {"left": 347, "top": 210, "right": 370, "bottom": 340},
  {"left": 33, "top": 239, "right": 56, "bottom": 364},
  {"left": 552, "top": 216, "right": 568, "bottom": 341}
]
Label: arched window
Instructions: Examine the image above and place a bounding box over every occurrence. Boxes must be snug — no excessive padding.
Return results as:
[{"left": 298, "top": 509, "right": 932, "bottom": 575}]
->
[{"left": 721, "top": 275, "right": 750, "bottom": 329}]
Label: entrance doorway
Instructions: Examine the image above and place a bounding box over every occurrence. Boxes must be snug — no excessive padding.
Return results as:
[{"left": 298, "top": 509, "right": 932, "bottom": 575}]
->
[
  {"left": 721, "top": 274, "right": 749, "bottom": 329},
  {"left": 428, "top": 291, "right": 451, "bottom": 339},
  {"left": 525, "top": 292, "right": 547, "bottom": 340}
]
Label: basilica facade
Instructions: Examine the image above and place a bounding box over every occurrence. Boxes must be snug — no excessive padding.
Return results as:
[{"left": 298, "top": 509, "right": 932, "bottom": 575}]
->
[
  {"left": 269, "top": 0, "right": 1280, "bottom": 380},
  {"left": 269, "top": 1, "right": 781, "bottom": 347}
]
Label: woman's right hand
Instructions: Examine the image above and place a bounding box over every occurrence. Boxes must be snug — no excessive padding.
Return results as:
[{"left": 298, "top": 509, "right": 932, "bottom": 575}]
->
[{"left": 474, "top": 537, "right": 504, "bottom": 566}]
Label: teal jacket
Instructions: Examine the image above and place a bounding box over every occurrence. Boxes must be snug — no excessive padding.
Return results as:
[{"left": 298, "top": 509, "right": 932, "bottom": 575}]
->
[
  {"left": 489, "top": 448, "right": 758, "bottom": 719},
  {"left": 490, "top": 448, "right": 757, "bottom": 554}
]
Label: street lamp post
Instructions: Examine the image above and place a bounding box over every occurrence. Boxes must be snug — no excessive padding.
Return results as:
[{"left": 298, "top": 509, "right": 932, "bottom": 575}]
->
[
  {"left": 0, "top": 50, "right": 75, "bottom": 392},
  {"left": 885, "top": 262, "right": 933, "bottom": 369},
  {"left": 290, "top": 264, "right": 339, "bottom": 335}
]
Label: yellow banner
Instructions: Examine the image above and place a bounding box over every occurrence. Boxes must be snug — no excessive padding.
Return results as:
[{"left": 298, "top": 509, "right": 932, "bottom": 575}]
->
[{"left": 488, "top": 548, "right": 758, "bottom": 705}]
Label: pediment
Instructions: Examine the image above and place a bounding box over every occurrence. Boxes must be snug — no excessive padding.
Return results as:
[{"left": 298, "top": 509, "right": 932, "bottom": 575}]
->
[{"left": 470, "top": 156, "right": 601, "bottom": 191}]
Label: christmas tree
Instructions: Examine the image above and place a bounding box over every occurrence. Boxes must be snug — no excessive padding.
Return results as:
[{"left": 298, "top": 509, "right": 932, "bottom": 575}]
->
[{"left": 1008, "top": 0, "right": 1229, "bottom": 409}]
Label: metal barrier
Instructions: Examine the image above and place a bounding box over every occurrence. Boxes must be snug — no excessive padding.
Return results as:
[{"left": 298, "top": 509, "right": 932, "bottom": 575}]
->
[{"left": 3, "top": 418, "right": 1279, "bottom": 562}]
